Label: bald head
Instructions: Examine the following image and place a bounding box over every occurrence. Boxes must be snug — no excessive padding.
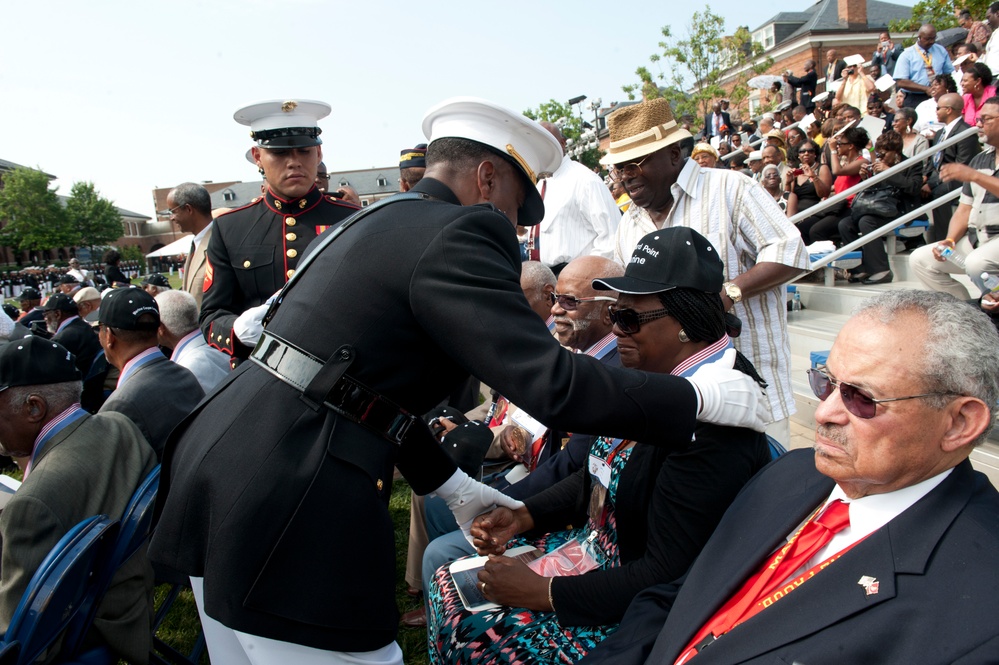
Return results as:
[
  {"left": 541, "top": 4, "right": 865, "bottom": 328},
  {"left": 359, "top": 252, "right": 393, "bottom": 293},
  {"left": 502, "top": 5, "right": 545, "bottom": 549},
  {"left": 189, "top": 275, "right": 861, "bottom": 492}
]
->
[
  {"left": 540, "top": 122, "right": 567, "bottom": 155},
  {"left": 938, "top": 93, "right": 965, "bottom": 122},
  {"left": 552, "top": 256, "right": 623, "bottom": 350}
]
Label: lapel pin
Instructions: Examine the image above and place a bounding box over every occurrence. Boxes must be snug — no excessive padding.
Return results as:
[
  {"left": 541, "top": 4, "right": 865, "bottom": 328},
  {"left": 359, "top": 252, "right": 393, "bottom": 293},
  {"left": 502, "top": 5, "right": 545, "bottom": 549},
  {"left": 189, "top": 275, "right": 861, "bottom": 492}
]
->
[{"left": 857, "top": 575, "right": 879, "bottom": 596}]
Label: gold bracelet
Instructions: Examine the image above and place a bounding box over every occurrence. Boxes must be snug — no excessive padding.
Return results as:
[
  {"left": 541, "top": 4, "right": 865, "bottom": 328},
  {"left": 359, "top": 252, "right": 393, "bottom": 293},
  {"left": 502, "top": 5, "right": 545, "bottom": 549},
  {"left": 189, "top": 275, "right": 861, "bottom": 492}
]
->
[{"left": 547, "top": 577, "right": 556, "bottom": 612}]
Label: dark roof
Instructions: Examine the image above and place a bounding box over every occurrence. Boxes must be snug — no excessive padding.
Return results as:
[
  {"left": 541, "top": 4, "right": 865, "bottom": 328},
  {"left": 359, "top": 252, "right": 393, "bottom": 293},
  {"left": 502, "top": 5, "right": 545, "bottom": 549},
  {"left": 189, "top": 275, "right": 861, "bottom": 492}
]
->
[
  {"left": 209, "top": 166, "right": 399, "bottom": 210},
  {"left": 55, "top": 194, "right": 149, "bottom": 221},
  {"left": 755, "top": 0, "right": 914, "bottom": 44},
  {"left": 0, "top": 158, "right": 56, "bottom": 180}
]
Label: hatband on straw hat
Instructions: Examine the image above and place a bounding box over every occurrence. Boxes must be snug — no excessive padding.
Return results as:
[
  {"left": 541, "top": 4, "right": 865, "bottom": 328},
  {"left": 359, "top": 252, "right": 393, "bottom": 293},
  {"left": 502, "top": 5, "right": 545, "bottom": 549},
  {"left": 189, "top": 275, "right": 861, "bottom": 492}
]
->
[{"left": 599, "top": 99, "right": 692, "bottom": 165}]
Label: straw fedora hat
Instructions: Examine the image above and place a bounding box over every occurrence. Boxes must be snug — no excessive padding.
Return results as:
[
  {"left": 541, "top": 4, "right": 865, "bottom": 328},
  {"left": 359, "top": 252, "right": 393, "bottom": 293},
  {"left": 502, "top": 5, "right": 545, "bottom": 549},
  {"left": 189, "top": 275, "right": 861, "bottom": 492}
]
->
[{"left": 599, "top": 98, "right": 692, "bottom": 165}]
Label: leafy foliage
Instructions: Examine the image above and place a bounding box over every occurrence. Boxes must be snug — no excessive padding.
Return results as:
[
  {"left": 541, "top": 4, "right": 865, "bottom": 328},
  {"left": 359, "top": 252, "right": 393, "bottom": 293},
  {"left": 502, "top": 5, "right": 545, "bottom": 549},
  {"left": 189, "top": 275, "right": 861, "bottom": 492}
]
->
[
  {"left": 118, "top": 244, "right": 145, "bottom": 263},
  {"left": 0, "top": 167, "right": 71, "bottom": 257},
  {"left": 622, "top": 6, "right": 773, "bottom": 129},
  {"left": 64, "top": 181, "right": 123, "bottom": 256},
  {"left": 890, "top": 0, "right": 989, "bottom": 33},
  {"left": 524, "top": 99, "right": 602, "bottom": 171}
]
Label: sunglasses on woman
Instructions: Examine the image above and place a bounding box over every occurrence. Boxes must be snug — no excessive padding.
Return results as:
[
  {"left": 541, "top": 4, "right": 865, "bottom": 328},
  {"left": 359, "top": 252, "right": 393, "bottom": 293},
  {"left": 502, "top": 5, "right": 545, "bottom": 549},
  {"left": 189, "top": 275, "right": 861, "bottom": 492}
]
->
[
  {"left": 607, "top": 305, "right": 671, "bottom": 334},
  {"left": 548, "top": 292, "right": 616, "bottom": 311},
  {"left": 807, "top": 368, "right": 953, "bottom": 419}
]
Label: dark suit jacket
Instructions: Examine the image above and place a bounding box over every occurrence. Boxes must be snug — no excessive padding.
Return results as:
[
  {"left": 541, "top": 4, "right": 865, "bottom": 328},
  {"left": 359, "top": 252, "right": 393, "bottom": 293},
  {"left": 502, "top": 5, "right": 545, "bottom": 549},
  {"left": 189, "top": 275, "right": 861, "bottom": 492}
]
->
[
  {"left": 150, "top": 178, "right": 707, "bottom": 652},
  {"left": 925, "top": 120, "right": 981, "bottom": 190},
  {"left": 703, "top": 111, "right": 732, "bottom": 138},
  {"left": 584, "top": 450, "right": 999, "bottom": 664},
  {"left": 0, "top": 411, "right": 156, "bottom": 663},
  {"left": 52, "top": 317, "right": 101, "bottom": 378},
  {"left": 826, "top": 59, "right": 846, "bottom": 85},
  {"left": 100, "top": 353, "right": 204, "bottom": 460},
  {"left": 785, "top": 70, "right": 817, "bottom": 109}
]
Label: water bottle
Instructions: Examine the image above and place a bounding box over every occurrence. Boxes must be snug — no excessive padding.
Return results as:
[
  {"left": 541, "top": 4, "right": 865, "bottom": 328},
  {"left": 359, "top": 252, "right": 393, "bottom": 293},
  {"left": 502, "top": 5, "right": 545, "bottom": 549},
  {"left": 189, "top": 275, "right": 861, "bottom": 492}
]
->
[
  {"left": 939, "top": 245, "right": 966, "bottom": 268},
  {"left": 981, "top": 272, "right": 999, "bottom": 293},
  {"left": 791, "top": 290, "right": 802, "bottom": 312}
]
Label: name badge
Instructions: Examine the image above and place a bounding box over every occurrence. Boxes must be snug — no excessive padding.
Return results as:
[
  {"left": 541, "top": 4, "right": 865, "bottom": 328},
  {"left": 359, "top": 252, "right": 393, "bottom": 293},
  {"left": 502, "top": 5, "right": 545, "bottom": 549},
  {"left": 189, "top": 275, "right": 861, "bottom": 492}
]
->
[{"left": 589, "top": 455, "right": 612, "bottom": 488}]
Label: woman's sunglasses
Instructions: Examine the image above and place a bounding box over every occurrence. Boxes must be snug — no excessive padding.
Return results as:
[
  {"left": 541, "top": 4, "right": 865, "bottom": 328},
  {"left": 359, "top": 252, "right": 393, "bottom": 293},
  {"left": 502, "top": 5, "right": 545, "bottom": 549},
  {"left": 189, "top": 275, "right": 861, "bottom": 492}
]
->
[{"left": 607, "top": 305, "right": 670, "bottom": 334}]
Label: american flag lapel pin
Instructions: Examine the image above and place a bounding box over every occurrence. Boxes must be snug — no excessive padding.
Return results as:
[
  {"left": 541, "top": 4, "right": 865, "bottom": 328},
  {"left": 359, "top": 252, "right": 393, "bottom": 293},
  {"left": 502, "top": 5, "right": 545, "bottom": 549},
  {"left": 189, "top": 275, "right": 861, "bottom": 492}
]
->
[{"left": 857, "top": 575, "right": 879, "bottom": 596}]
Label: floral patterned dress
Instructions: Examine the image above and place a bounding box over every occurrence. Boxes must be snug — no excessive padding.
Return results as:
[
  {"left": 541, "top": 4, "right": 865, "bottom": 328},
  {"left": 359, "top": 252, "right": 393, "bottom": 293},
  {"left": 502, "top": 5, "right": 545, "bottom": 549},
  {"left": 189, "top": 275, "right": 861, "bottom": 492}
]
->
[{"left": 427, "top": 436, "right": 632, "bottom": 664}]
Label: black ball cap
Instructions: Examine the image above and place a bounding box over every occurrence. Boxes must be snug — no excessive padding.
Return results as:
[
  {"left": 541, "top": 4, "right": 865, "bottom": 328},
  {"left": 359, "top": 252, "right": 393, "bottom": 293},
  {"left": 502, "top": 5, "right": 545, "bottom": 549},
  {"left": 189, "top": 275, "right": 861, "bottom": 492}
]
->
[
  {"left": 58, "top": 274, "right": 79, "bottom": 285},
  {"left": 141, "top": 273, "right": 170, "bottom": 288},
  {"left": 42, "top": 293, "right": 78, "bottom": 313},
  {"left": 19, "top": 288, "right": 41, "bottom": 301},
  {"left": 99, "top": 288, "right": 160, "bottom": 330},
  {"left": 592, "top": 227, "right": 724, "bottom": 295},
  {"left": 0, "top": 337, "right": 81, "bottom": 392}
]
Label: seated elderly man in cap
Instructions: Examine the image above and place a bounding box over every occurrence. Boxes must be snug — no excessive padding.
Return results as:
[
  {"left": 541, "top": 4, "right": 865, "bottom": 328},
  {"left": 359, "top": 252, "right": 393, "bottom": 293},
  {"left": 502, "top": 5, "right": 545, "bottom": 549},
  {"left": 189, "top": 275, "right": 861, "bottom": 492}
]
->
[
  {"left": 399, "top": 143, "right": 428, "bottom": 191},
  {"left": 141, "top": 273, "right": 171, "bottom": 297},
  {"left": 606, "top": 98, "right": 808, "bottom": 446},
  {"left": 42, "top": 293, "right": 107, "bottom": 412},
  {"left": 0, "top": 337, "right": 157, "bottom": 663},
  {"left": 149, "top": 96, "right": 768, "bottom": 665},
  {"left": 73, "top": 286, "right": 103, "bottom": 322},
  {"left": 16, "top": 288, "right": 43, "bottom": 329},
  {"left": 200, "top": 99, "right": 360, "bottom": 364},
  {"left": 155, "top": 289, "right": 230, "bottom": 393},
  {"left": 584, "top": 289, "right": 999, "bottom": 665},
  {"left": 98, "top": 289, "right": 204, "bottom": 460}
]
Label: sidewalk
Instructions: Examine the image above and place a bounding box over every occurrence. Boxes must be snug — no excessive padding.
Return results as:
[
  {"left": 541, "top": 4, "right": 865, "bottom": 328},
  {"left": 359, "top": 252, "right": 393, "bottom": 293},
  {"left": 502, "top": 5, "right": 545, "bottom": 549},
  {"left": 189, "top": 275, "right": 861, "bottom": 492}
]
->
[{"left": 788, "top": 419, "right": 816, "bottom": 451}]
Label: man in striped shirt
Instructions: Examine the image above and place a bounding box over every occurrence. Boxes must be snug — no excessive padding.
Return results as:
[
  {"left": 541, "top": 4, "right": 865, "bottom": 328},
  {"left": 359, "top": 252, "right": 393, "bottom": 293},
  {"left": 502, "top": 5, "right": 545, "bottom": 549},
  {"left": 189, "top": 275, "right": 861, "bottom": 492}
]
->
[{"left": 603, "top": 99, "right": 808, "bottom": 444}]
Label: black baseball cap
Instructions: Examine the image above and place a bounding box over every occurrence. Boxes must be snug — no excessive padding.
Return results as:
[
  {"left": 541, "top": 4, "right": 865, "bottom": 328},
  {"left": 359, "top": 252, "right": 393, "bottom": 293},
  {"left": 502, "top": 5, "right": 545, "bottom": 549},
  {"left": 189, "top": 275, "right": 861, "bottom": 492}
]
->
[
  {"left": 141, "top": 273, "right": 171, "bottom": 288},
  {"left": 592, "top": 227, "right": 724, "bottom": 295},
  {"left": 58, "top": 274, "right": 79, "bottom": 285},
  {"left": 99, "top": 288, "right": 160, "bottom": 330},
  {"left": 0, "top": 337, "right": 81, "bottom": 392},
  {"left": 19, "top": 288, "right": 41, "bottom": 301},
  {"left": 42, "top": 293, "right": 79, "bottom": 313}
]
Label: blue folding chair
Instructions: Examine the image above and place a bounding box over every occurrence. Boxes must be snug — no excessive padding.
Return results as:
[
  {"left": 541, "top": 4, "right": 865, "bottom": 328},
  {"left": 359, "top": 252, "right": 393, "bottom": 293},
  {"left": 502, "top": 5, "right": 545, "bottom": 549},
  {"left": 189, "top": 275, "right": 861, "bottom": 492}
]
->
[
  {"left": 0, "top": 515, "right": 119, "bottom": 665},
  {"left": 61, "top": 466, "right": 161, "bottom": 662}
]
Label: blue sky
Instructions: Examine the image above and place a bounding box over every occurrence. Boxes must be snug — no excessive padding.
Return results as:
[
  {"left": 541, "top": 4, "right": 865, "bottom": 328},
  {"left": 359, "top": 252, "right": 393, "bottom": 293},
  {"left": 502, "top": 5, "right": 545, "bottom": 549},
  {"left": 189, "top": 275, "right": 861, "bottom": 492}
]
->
[{"left": 0, "top": 0, "right": 915, "bottom": 218}]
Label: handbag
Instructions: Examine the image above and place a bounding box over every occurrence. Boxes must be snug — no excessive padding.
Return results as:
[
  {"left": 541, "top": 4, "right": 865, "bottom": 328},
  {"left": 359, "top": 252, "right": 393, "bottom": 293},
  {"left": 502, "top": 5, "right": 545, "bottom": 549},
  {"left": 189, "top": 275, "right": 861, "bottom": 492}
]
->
[{"left": 851, "top": 186, "right": 900, "bottom": 218}]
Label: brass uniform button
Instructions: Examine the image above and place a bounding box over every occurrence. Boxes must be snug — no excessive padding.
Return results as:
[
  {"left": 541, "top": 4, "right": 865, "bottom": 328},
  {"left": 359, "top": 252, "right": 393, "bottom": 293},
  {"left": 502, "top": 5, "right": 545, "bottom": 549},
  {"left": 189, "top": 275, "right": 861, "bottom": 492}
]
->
[
  {"left": 376, "top": 479, "right": 384, "bottom": 491},
  {"left": 286, "top": 269, "right": 296, "bottom": 278},
  {"left": 225, "top": 337, "right": 230, "bottom": 345},
  {"left": 286, "top": 232, "right": 297, "bottom": 242},
  {"left": 287, "top": 249, "right": 298, "bottom": 258},
  {"left": 243, "top": 260, "right": 251, "bottom": 268},
  {"left": 217, "top": 335, "right": 223, "bottom": 342},
  {"left": 285, "top": 217, "right": 296, "bottom": 226}
]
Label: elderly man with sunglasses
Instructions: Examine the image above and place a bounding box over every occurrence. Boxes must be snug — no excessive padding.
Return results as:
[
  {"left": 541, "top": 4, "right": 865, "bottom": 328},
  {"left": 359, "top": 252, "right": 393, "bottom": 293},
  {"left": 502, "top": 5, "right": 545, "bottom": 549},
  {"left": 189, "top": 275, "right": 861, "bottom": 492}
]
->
[
  {"left": 605, "top": 98, "right": 808, "bottom": 446},
  {"left": 584, "top": 289, "right": 999, "bottom": 665}
]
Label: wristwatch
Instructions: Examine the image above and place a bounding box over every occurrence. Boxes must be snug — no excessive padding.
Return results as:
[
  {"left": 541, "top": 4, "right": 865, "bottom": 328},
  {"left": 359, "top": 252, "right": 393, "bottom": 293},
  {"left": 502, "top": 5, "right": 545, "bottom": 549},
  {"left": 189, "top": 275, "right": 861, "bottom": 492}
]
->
[{"left": 723, "top": 281, "right": 743, "bottom": 305}]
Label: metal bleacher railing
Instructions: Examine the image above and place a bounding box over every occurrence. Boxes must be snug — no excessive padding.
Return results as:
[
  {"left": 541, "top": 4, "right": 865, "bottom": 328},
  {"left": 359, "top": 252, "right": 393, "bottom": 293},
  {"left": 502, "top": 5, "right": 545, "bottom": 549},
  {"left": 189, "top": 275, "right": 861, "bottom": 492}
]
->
[{"left": 781, "top": 125, "right": 982, "bottom": 280}]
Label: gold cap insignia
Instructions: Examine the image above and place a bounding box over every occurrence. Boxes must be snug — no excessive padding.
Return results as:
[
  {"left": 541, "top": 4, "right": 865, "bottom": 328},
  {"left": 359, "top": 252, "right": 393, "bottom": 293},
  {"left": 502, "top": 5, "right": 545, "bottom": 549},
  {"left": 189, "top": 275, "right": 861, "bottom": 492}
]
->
[{"left": 281, "top": 101, "right": 298, "bottom": 113}]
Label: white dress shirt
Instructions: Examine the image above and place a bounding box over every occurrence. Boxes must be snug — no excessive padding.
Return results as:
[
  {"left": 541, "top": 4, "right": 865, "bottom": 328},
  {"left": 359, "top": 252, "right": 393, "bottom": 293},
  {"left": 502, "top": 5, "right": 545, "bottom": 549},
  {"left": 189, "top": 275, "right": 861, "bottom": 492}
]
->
[{"left": 536, "top": 155, "right": 621, "bottom": 266}]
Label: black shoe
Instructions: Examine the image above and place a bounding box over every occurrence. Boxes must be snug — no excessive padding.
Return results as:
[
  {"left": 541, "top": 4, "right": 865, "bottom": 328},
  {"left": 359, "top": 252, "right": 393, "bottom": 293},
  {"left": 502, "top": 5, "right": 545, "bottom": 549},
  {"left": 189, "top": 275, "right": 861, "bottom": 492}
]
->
[
  {"left": 862, "top": 271, "right": 893, "bottom": 285},
  {"left": 847, "top": 272, "right": 870, "bottom": 283}
]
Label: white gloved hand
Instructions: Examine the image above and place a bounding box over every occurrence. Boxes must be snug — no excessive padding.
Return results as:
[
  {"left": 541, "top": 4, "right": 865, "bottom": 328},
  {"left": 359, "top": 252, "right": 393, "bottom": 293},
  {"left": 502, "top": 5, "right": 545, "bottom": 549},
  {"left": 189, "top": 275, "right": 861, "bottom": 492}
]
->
[
  {"left": 686, "top": 348, "right": 770, "bottom": 432},
  {"left": 232, "top": 291, "right": 280, "bottom": 346},
  {"left": 436, "top": 469, "right": 525, "bottom": 545}
]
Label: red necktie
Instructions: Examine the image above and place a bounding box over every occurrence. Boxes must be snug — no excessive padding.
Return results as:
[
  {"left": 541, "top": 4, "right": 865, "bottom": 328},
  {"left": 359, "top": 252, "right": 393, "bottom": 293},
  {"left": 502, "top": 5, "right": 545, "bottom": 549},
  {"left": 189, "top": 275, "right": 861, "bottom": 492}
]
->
[
  {"left": 676, "top": 500, "right": 852, "bottom": 664},
  {"left": 527, "top": 180, "right": 544, "bottom": 262}
]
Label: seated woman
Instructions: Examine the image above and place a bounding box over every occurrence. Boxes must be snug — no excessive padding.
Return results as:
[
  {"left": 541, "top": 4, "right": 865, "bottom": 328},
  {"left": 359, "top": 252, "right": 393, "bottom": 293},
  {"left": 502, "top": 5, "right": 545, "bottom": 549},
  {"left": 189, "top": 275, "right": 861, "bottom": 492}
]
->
[
  {"left": 426, "top": 227, "right": 771, "bottom": 665},
  {"left": 962, "top": 62, "right": 996, "bottom": 126},
  {"left": 838, "top": 130, "right": 921, "bottom": 284},
  {"left": 801, "top": 126, "right": 870, "bottom": 244},
  {"left": 786, "top": 140, "right": 832, "bottom": 224},
  {"left": 893, "top": 107, "right": 929, "bottom": 158}
]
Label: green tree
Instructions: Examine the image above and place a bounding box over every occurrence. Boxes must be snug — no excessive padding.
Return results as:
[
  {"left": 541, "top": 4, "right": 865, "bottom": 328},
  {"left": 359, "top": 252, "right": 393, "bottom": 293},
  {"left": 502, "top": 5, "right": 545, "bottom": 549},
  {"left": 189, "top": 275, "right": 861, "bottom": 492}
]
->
[
  {"left": 0, "top": 166, "right": 71, "bottom": 261},
  {"left": 118, "top": 244, "right": 145, "bottom": 264},
  {"left": 65, "top": 181, "right": 123, "bottom": 257},
  {"left": 890, "top": 0, "right": 988, "bottom": 33},
  {"left": 622, "top": 7, "right": 772, "bottom": 130},
  {"left": 524, "top": 99, "right": 603, "bottom": 171}
]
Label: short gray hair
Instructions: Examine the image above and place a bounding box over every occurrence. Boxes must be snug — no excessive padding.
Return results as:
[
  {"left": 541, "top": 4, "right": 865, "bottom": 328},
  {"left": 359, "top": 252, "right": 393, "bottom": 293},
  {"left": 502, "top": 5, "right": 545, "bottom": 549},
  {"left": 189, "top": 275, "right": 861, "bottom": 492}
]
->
[
  {"left": 171, "top": 182, "right": 212, "bottom": 216},
  {"left": 520, "top": 261, "right": 557, "bottom": 292},
  {"left": 155, "top": 289, "right": 199, "bottom": 337},
  {"left": 3, "top": 381, "right": 82, "bottom": 415},
  {"left": 853, "top": 290, "right": 999, "bottom": 445}
]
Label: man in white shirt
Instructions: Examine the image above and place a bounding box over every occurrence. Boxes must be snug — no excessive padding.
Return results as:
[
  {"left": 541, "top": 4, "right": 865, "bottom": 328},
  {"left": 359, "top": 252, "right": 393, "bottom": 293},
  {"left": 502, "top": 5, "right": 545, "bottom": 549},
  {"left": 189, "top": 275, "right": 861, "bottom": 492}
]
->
[
  {"left": 984, "top": 2, "right": 999, "bottom": 75},
  {"left": 155, "top": 289, "right": 230, "bottom": 393},
  {"left": 585, "top": 289, "right": 999, "bottom": 665},
  {"left": 604, "top": 98, "right": 808, "bottom": 444},
  {"left": 528, "top": 122, "right": 621, "bottom": 274}
]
